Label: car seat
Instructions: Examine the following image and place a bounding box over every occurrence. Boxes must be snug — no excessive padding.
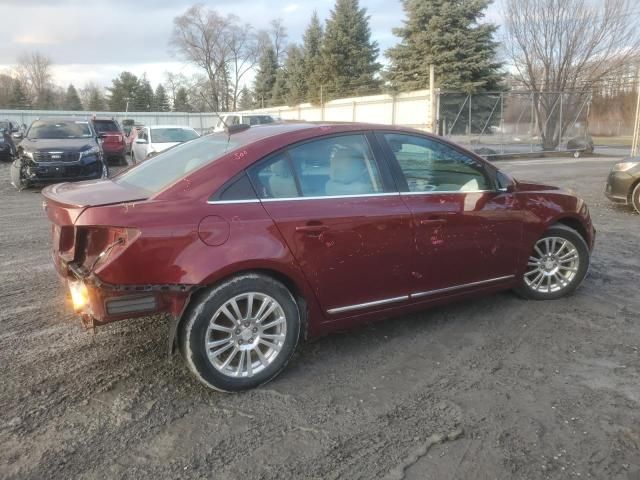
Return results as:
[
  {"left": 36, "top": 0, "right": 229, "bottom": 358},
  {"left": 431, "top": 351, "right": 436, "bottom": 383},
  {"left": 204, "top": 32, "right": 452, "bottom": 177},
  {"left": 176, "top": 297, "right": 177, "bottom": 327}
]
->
[{"left": 325, "top": 147, "right": 375, "bottom": 196}]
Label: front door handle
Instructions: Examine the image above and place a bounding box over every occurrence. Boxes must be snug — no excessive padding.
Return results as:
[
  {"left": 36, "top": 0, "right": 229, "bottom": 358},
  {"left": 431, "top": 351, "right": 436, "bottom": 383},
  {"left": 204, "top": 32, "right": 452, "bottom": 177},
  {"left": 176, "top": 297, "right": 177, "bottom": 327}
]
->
[
  {"left": 419, "top": 218, "right": 447, "bottom": 227},
  {"left": 295, "top": 224, "right": 329, "bottom": 236}
]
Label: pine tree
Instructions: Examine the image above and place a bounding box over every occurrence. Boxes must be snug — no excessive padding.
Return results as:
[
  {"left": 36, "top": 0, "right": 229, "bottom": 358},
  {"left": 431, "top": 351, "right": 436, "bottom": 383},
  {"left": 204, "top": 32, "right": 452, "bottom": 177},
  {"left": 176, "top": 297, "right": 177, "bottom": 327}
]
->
[
  {"left": 319, "top": 0, "right": 381, "bottom": 100},
  {"left": 386, "top": 0, "right": 504, "bottom": 134},
  {"left": 302, "top": 11, "right": 324, "bottom": 103},
  {"left": 87, "top": 87, "right": 106, "bottom": 111},
  {"left": 107, "top": 71, "right": 139, "bottom": 111},
  {"left": 253, "top": 46, "right": 279, "bottom": 108},
  {"left": 154, "top": 84, "right": 170, "bottom": 112},
  {"left": 387, "top": 0, "right": 503, "bottom": 93},
  {"left": 64, "top": 84, "right": 83, "bottom": 110},
  {"left": 134, "top": 77, "right": 154, "bottom": 112},
  {"left": 285, "top": 45, "right": 307, "bottom": 105},
  {"left": 173, "top": 87, "right": 191, "bottom": 112},
  {"left": 271, "top": 68, "right": 289, "bottom": 106},
  {"left": 237, "top": 87, "right": 253, "bottom": 111},
  {"left": 9, "top": 80, "right": 30, "bottom": 110}
]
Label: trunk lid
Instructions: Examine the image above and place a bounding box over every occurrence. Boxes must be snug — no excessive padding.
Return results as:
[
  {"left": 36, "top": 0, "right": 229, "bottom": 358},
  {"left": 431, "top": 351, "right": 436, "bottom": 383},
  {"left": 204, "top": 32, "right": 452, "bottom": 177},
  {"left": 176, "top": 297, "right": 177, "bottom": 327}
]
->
[{"left": 42, "top": 179, "right": 148, "bottom": 225}]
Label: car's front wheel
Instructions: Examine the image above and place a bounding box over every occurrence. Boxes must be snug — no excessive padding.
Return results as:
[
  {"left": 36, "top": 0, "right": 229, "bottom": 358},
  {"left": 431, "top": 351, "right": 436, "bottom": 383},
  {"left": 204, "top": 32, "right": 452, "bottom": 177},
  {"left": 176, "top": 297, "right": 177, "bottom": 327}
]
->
[
  {"left": 631, "top": 182, "right": 640, "bottom": 214},
  {"left": 180, "top": 274, "right": 301, "bottom": 392},
  {"left": 516, "top": 224, "right": 590, "bottom": 300}
]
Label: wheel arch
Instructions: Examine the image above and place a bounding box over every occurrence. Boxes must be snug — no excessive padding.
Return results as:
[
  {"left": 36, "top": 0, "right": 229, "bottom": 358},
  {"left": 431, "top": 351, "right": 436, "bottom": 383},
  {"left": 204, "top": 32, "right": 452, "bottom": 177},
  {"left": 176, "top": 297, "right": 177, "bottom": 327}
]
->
[
  {"left": 170, "top": 267, "right": 311, "bottom": 356},
  {"left": 628, "top": 177, "right": 640, "bottom": 204},
  {"left": 552, "top": 216, "right": 589, "bottom": 244}
]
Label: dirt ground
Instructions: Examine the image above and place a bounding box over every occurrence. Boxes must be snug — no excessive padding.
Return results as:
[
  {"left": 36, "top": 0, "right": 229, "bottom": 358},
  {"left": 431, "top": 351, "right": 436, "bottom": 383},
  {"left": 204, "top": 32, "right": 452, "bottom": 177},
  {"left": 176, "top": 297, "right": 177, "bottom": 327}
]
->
[{"left": 0, "top": 155, "right": 639, "bottom": 480}]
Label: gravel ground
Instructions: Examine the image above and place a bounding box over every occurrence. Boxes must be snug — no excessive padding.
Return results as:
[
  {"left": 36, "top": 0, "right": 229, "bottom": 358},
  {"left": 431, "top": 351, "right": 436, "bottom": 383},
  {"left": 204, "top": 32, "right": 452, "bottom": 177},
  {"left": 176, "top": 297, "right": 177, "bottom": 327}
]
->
[{"left": 0, "top": 155, "right": 639, "bottom": 480}]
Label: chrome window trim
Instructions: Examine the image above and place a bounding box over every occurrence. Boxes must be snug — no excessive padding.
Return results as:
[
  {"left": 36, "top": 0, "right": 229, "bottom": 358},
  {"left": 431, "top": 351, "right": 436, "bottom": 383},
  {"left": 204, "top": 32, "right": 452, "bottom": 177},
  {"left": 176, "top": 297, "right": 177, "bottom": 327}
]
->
[
  {"left": 207, "top": 199, "right": 261, "bottom": 205},
  {"left": 401, "top": 189, "right": 494, "bottom": 195},
  {"left": 261, "top": 192, "right": 400, "bottom": 202},
  {"left": 410, "top": 275, "right": 515, "bottom": 299},
  {"left": 327, "top": 295, "right": 409, "bottom": 315}
]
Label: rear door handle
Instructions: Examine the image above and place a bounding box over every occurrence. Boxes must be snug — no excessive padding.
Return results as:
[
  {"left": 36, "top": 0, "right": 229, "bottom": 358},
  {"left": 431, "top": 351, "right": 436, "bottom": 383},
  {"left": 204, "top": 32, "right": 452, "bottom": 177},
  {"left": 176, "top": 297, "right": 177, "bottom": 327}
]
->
[
  {"left": 295, "top": 225, "right": 330, "bottom": 235},
  {"left": 419, "top": 218, "right": 447, "bottom": 227}
]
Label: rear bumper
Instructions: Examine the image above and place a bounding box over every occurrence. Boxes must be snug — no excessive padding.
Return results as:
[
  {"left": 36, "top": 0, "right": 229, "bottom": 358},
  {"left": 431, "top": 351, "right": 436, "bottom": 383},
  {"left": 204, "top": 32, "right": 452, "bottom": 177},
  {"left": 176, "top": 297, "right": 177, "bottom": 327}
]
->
[
  {"left": 102, "top": 144, "right": 125, "bottom": 156},
  {"left": 61, "top": 261, "right": 193, "bottom": 327}
]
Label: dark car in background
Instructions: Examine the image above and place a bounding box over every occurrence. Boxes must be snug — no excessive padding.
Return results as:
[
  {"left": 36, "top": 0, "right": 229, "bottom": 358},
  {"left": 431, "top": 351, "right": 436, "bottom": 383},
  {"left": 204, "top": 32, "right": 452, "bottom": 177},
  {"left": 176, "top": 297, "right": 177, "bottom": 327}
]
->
[
  {"left": 0, "top": 120, "right": 18, "bottom": 161},
  {"left": 10, "top": 118, "right": 108, "bottom": 189},
  {"left": 91, "top": 117, "right": 127, "bottom": 165},
  {"left": 605, "top": 158, "right": 640, "bottom": 214},
  {"left": 42, "top": 122, "right": 595, "bottom": 392}
]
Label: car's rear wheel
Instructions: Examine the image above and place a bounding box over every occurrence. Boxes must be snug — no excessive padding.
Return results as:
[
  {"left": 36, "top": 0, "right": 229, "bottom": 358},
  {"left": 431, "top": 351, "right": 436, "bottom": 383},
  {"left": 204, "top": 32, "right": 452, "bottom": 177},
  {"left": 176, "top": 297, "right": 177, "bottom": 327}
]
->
[
  {"left": 131, "top": 150, "right": 136, "bottom": 164},
  {"left": 631, "top": 182, "right": 640, "bottom": 214},
  {"left": 180, "top": 274, "right": 301, "bottom": 392},
  {"left": 516, "top": 225, "right": 589, "bottom": 300}
]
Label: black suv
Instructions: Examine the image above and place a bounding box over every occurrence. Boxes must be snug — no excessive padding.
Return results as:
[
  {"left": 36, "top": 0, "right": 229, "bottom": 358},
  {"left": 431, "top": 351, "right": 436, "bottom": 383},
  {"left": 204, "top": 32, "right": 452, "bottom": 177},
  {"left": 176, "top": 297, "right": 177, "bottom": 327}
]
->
[
  {"left": 0, "top": 120, "right": 18, "bottom": 161},
  {"left": 10, "top": 118, "right": 108, "bottom": 189}
]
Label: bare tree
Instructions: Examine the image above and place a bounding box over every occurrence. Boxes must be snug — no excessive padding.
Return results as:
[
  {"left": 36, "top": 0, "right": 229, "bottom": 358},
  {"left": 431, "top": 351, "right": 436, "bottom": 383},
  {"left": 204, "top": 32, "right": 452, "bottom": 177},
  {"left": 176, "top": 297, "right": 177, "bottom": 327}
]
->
[
  {"left": 17, "top": 52, "right": 53, "bottom": 108},
  {"left": 270, "top": 18, "right": 288, "bottom": 65},
  {"left": 170, "top": 5, "right": 265, "bottom": 112},
  {"left": 503, "top": 0, "right": 640, "bottom": 149}
]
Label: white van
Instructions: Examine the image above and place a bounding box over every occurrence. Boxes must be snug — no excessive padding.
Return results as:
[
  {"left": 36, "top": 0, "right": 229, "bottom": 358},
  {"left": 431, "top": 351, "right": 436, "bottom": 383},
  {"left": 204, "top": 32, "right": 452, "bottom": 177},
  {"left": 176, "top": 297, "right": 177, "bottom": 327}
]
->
[{"left": 212, "top": 114, "right": 277, "bottom": 133}]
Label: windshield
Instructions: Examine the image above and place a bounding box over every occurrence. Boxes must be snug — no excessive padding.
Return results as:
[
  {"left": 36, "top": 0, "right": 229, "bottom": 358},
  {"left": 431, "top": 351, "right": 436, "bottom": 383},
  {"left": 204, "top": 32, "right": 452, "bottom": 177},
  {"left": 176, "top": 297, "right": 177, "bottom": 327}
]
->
[
  {"left": 150, "top": 128, "right": 198, "bottom": 144},
  {"left": 28, "top": 120, "right": 93, "bottom": 139},
  {"left": 93, "top": 121, "right": 120, "bottom": 133},
  {"left": 114, "top": 133, "right": 240, "bottom": 194}
]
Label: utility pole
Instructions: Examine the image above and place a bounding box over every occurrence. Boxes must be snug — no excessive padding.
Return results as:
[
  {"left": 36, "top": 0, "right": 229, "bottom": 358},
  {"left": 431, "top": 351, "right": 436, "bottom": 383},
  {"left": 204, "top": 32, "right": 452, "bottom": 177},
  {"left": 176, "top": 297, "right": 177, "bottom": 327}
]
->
[
  {"left": 631, "top": 70, "right": 640, "bottom": 157},
  {"left": 429, "top": 65, "right": 436, "bottom": 134}
]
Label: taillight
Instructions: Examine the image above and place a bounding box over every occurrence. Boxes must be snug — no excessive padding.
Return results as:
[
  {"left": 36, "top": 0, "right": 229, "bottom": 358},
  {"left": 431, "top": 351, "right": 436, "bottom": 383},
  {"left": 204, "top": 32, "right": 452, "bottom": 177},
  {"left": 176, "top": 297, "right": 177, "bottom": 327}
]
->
[{"left": 75, "top": 227, "right": 140, "bottom": 271}]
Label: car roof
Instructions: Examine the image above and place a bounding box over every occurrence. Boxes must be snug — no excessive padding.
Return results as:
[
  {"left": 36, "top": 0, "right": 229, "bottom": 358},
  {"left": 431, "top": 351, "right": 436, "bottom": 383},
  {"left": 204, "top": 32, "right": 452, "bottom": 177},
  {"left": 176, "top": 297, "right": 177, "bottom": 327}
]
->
[{"left": 148, "top": 125, "right": 198, "bottom": 129}]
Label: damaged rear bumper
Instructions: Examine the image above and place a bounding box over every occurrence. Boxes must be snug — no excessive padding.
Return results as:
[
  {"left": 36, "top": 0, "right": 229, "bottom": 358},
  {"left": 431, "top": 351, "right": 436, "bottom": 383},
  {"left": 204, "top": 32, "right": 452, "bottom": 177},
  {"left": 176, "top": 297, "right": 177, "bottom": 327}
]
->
[{"left": 63, "top": 261, "right": 195, "bottom": 328}]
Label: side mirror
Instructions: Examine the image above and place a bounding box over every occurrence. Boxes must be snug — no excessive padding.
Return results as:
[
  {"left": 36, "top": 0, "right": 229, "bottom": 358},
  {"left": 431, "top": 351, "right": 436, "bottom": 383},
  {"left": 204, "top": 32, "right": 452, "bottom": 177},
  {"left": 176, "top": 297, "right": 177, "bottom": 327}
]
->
[
  {"left": 12, "top": 132, "right": 23, "bottom": 140},
  {"left": 496, "top": 171, "right": 516, "bottom": 193}
]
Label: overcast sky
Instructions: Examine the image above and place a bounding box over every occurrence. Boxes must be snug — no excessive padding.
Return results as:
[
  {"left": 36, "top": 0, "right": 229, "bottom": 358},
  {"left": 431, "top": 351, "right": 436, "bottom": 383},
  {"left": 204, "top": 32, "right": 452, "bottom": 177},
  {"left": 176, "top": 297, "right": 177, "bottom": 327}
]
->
[{"left": 0, "top": 0, "right": 502, "bottom": 89}]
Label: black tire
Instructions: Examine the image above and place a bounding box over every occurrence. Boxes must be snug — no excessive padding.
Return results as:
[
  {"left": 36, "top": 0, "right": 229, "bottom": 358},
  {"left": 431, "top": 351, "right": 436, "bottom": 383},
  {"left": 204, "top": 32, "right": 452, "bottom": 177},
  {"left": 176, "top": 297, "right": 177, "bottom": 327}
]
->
[
  {"left": 131, "top": 150, "right": 136, "bottom": 164},
  {"left": 515, "top": 224, "right": 590, "bottom": 300},
  {"left": 119, "top": 154, "right": 128, "bottom": 166},
  {"left": 631, "top": 182, "right": 640, "bottom": 215},
  {"left": 180, "top": 273, "right": 301, "bottom": 392}
]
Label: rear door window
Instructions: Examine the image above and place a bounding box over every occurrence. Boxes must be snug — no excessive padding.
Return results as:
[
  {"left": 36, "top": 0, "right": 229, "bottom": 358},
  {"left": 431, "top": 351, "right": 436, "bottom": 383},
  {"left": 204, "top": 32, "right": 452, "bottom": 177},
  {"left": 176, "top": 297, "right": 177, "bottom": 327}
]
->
[{"left": 248, "top": 134, "right": 384, "bottom": 199}]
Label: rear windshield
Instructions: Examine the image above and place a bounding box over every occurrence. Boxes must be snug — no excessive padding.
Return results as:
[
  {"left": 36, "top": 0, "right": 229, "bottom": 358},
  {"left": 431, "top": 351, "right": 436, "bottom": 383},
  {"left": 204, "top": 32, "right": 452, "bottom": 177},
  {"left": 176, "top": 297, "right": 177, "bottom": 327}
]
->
[
  {"left": 28, "top": 120, "right": 93, "bottom": 139},
  {"left": 114, "top": 133, "right": 241, "bottom": 194},
  {"left": 150, "top": 128, "right": 198, "bottom": 143},
  {"left": 93, "top": 120, "right": 120, "bottom": 133}
]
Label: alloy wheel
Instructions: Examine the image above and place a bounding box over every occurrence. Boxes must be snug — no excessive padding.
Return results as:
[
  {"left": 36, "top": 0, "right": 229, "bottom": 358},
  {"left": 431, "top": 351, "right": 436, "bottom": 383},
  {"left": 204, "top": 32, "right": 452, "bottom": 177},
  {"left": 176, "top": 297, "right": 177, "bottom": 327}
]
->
[
  {"left": 524, "top": 236, "right": 580, "bottom": 293},
  {"left": 204, "top": 292, "right": 287, "bottom": 378}
]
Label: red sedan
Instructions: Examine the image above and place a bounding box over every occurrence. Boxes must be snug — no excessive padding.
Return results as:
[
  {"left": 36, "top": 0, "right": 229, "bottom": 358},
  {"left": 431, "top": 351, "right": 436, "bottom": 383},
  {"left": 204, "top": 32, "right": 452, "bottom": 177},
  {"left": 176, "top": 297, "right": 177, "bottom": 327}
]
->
[{"left": 42, "top": 123, "right": 595, "bottom": 391}]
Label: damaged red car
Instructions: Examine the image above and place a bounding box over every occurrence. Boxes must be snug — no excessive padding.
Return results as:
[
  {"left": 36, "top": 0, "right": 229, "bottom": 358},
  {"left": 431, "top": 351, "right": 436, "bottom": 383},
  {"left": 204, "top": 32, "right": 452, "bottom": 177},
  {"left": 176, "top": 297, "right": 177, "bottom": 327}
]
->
[{"left": 42, "top": 123, "right": 595, "bottom": 391}]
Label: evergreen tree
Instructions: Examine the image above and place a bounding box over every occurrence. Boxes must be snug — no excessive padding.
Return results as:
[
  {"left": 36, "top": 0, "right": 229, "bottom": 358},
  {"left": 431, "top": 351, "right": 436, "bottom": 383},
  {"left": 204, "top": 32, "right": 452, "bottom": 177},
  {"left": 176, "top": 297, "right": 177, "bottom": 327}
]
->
[
  {"left": 64, "top": 84, "right": 83, "bottom": 110},
  {"left": 173, "top": 87, "right": 191, "bottom": 112},
  {"left": 253, "top": 46, "right": 279, "bottom": 108},
  {"left": 318, "top": 0, "right": 381, "bottom": 100},
  {"left": 284, "top": 45, "right": 307, "bottom": 105},
  {"left": 87, "top": 87, "right": 106, "bottom": 111},
  {"left": 302, "top": 11, "right": 324, "bottom": 103},
  {"left": 237, "top": 86, "right": 253, "bottom": 111},
  {"left": 107, "top": 71, "right": 139, "bottom": 111},
  {"left": 154, "top": 84, "right": 170, "bottom": 112},
  {"left": 386, "top": 0, "right": 504, "bottom": 134},
  {"left": 387, "top": 0, "right": 502, "bottom": 92},
  {"left": 9, "top": 80, "right": 31, "bottom": 110},
  {"left": 271, "top": 68, "right": 289, "bottom": 106},
  {"left": 134, "top": 77, "right": 154, "bottom": 112}
]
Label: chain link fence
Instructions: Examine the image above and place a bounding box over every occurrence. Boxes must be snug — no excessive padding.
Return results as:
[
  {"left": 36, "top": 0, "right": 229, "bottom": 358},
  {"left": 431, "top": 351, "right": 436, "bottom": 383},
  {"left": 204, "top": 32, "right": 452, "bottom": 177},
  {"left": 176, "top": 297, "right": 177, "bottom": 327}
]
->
[{"left": 438, "top": 91, "right": 594, "bottom": 158}]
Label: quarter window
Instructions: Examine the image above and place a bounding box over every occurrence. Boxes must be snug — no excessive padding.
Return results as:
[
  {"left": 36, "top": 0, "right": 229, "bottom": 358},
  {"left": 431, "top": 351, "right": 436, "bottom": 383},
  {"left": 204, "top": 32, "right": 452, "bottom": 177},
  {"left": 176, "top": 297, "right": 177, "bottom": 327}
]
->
[{"left": 382, "top": 133, "right": 490, "bottom": 193}]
